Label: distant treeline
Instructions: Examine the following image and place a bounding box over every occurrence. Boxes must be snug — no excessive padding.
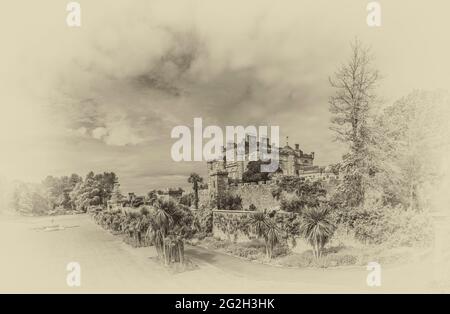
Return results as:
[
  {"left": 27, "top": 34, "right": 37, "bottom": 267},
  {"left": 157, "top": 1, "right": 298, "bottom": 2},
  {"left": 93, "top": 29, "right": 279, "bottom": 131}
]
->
[{"left": 11, "top": 172, "right": 117, "bottom": 215}]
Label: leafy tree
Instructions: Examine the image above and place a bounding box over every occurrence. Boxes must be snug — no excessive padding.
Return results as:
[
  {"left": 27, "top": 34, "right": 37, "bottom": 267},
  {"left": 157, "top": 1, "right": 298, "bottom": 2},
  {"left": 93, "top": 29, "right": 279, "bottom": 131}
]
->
[
  {"left": 109, "top": 181, "right": 124, "bottom": 208},
  {"left": 69, "top": 172, "right": 118, "bottom": 211},
  {"left": 179, "top": 192, "right": 194, "bottom": 207},
  {"left": 300, "top": 206, "right": 335, "bottom": 259},
  {"left": 12, "top": 182, "right": 51, "bottom": 215},
  {"left": 42, "top": 174, "right": 82, "bottom": 210},
  {"left": 272, "top": 176, "right": 327, "bottom": 213},
  {"left": 70, "top": 172, "right": 103, "bottom": 211},
  {"left": 242, "top": 160, "right": 270, "bottom": 183},
  {"left": 188, "top": 173, "right": 203, "bottom": 209},
  {"left": 193, "top": 208, "right": 213, "bottom": 234},
  {"left": 328, "top": 39, "right": 380, "bottom": 207},
  {"left": 95, "top": 172, "right": 118, "bottom": 206},
  {"left": 375, "top": 90, "right": 448, "bottom": 210},
  {"left": 217, "top": 193, "right": 242, "bottom": 210},
  {"left": 146, "top": 190, "right": 159, "bottom": 206}
]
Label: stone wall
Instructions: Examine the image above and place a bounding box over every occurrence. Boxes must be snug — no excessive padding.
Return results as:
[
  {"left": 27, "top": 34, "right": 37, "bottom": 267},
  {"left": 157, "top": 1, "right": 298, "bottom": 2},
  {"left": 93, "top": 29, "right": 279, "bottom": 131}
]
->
[
  {"left": 198, "top": 182, "right": 279, "bottom": 210},
  {"left": 212, "top": 210, "right": 254, "bottom": 242},
  {"left": 198, "top": 189, "right": 210, "bottom": 208},
  {"left": 228, "top": 182, "right": 279, "bottom": 210}
]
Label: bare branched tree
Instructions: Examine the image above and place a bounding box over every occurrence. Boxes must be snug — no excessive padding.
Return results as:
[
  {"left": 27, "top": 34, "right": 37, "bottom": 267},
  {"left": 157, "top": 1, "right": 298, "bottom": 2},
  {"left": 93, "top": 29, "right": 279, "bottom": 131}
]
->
[{"left": 329, "top": 39, "right": 380, "bottom": 207}]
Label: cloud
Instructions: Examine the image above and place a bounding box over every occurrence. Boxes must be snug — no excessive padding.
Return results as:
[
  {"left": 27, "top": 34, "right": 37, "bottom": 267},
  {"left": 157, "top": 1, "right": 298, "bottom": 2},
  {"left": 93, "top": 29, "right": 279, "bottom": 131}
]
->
[
  {"left": 92, "top": 127, "right": 108, "bottom": 140},
  {"left": 102, "top": 123, "right": 145, "bottom": 146}
]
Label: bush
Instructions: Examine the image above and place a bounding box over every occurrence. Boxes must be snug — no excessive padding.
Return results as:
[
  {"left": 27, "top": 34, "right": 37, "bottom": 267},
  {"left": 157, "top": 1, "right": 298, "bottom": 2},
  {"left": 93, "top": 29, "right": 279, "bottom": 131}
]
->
[
  {"left": 277, "top": 248, "right": 358, "bottom": 268},
  {"left": 331, "top": 205, "right": 433, "bottom": 247},
  {"left": 193, "top": 208, "right": 213, "bottom": 234},
  {"left": 200, "top": 238, "right": 288, "bottom": 261},
  {"left": 217, "top": 193, "right": 242, "bottom": 210},
  {"left": 180, "top": 193, "right": 194, "bottom": 207},
  {"left": 280, "top": 192, "right": 304, "bottom": 213},
  {"left": 271, "top": 176, "right": 327, "bottom": 211},
  {"left": 225, "top": 244, "right": 264, "bottom": 260},
  {"left": 242, "top": 160, "right": 270, "bottom": 183}
]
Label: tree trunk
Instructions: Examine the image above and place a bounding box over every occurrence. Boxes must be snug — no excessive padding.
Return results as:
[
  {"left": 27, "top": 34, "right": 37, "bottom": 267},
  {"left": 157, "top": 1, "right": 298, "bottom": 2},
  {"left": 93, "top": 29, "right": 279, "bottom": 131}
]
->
[
  {"left": 162, "top": 236, "right": 168, "bottom": 265},
  {"left": 178, "top": 241, "right": 185, "bottom": 265},
  {"left": 194, "top": 182, "right": 199, "bottom": 209}
]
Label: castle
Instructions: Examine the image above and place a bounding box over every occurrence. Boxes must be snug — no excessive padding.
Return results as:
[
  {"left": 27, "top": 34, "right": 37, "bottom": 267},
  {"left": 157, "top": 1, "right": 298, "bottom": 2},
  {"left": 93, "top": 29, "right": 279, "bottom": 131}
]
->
[{"left": 206, "top": 135, "right": 338, "bottom": 202}]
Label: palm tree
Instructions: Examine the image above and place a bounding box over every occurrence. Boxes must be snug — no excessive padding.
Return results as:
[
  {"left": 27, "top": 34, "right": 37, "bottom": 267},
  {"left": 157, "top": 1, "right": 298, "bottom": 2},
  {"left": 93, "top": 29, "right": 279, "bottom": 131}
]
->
[
  {"left": 188, "top": 173, "right": 203, "bottom": 209},
  {"left": 300, "top": 206, "right": 335, "bottom": 259},
  {"left": 152, "top": 203, "right": 173, "bottom": 264},
  {"left": 249, "top": 211, "right": 280, "bottom": 259},
  {"left": 145, "top": 200, "right": 191, "bottom": 265}
]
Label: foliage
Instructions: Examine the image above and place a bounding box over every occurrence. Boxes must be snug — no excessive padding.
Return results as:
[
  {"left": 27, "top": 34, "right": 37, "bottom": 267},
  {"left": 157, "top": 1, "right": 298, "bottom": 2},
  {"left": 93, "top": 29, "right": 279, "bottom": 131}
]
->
[
  {"left": 248, "top": 211, "right": 282, "bottom": 259},
  {"left": 328, "top": 39, "right": 380, "bottom": 208},
  {"left": 299, "top": 206, "right": 336, "bottom": 259},
  {"left": 197, "top": 237, "right": 289, "bottom": 261},
  {"left": 213, "top": 212, "right": 251, "bottom": 242},
  {"left": 92, "top": 208, "right": 153, "bottom": 247},
  {"left": 146, "top": 190, "right": 159, "bottom": 206},
  {"left": 277, "top": 248, "right": 357, "bottom": 268},
  {"left": 217, "top": 193, "right": 242, "bottom": 210},
  {"left": 70, "top": 172, "right": 102, "bottom": 212},
  {"left": 272, "top": 176, "right": 327, "bottom": 213},
  {"left": 212, "top": 210, "right": 303, "bottom": 245},
  {"left": 12, "top": 182, "right": 51, "bottom": 215},
  {"left": 193, "top": 208, "right": 213, "bottom": 235},
  {"left": 242, "top": 160, "right": 270, "bottom": 183},
  {"left": 188, "top": 173, "right": 203, "bottom": 209},
  {"left": 70, "top": 171, "right": 118, "bottom": 212},
  {"left": 145, "top": 199, "right": 195, "bottom": 265},
  {"left": 374, "top": 90, "right": 449, "bottom": 209},
  {"left": 179, "top": 192, "right": 194, "bottom": 207},
  {"left": 130, "top": 196, "right": 145, "bottom": 208},
  {"left": 42, "top": 174, "right": 82, "bottom": 210},
  {"left": 109, "top": 181, "right": 124, "bottom": 208},
  {"left": 332, "top": 205, "right": 433, "bottom": 247}
]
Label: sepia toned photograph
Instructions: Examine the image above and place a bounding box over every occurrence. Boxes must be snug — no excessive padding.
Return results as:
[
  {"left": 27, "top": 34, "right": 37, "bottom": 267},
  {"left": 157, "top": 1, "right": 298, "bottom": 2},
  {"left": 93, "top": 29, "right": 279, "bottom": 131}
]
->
[{"left": 0, "top": 0, "right": 449, "bottom": 300}]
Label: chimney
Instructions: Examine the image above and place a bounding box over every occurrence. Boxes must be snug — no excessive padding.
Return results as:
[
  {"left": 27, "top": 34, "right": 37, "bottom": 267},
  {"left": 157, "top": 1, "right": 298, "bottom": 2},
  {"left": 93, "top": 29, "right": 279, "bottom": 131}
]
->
[{"left": 295, "top": 144, "right": 299, "bottom": 150}]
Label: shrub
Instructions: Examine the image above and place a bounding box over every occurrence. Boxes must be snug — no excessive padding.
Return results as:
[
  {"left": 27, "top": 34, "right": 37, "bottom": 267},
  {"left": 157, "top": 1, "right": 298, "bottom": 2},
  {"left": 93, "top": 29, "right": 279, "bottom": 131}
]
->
[
  {"left": 271, "top": 176, "right": 327, "bottom": 211},
  {"left": 212, "top": 210, "right": 303, "bottom": 247},
  {"left": 280, "top": 192, "right": 304, "bottom": 213},
  {"left": 277, "top": 248, "right": 357, "bottom": 268},
  {"left": 140, "top": 205, "right": 151, "bottom": 216},
  {"left": 179, "top": 193, "right": 194, "bottom": 207},
  {"left": 217, "top": 194, "right": 243, "bottom": 210},
  {"left": 193, "top": 208, "right": 213, "bottom": 234},
  {"left": 242, "top": 160, "right": 270, "bottom": 183},
  {"left": 332, "top": 205, "right": 433, "bottom": 247}
]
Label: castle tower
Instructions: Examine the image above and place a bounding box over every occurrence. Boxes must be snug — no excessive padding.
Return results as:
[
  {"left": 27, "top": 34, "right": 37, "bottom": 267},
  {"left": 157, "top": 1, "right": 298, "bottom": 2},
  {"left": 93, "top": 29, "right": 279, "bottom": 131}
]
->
[{"left": 207, "top": 160, "right": 228, "bottom": 208}]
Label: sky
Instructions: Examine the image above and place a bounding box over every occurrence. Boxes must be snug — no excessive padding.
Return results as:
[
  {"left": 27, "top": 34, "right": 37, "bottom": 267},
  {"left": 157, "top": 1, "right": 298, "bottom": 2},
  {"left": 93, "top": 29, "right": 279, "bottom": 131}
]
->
[{"left": 0, "top": 0, "right": 449, "bottom": 194}]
